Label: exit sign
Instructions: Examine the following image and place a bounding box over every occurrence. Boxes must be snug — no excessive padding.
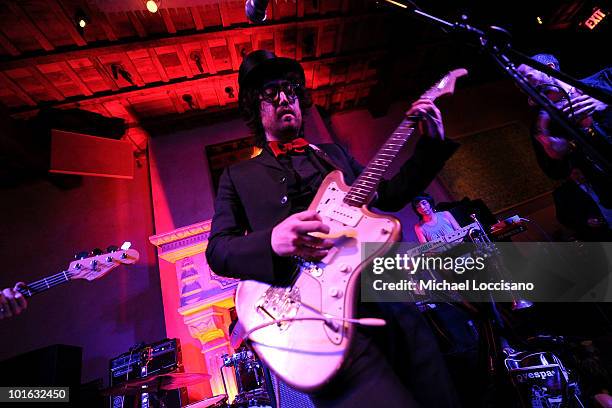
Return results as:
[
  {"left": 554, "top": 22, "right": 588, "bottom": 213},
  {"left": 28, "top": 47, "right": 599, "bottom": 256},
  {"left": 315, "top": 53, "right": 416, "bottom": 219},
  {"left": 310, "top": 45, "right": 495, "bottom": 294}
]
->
[{"left": 584, "top": 8, "right": 607, "bottom": 29}]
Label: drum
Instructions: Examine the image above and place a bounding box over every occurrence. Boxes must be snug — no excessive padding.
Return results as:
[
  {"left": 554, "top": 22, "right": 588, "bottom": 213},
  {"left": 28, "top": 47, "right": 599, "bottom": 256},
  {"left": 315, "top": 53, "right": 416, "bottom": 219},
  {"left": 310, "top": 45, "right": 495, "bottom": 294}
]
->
[{"left": 221, "top": 348, "right": 272, "bottom": 408}]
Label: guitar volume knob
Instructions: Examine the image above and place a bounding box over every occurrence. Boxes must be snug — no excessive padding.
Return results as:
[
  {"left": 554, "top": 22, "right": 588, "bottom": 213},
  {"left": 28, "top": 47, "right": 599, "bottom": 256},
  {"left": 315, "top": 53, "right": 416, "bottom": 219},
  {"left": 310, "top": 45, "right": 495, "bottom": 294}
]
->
[{"left": 329, "top": 287, "right": 343, "bottom": 298}]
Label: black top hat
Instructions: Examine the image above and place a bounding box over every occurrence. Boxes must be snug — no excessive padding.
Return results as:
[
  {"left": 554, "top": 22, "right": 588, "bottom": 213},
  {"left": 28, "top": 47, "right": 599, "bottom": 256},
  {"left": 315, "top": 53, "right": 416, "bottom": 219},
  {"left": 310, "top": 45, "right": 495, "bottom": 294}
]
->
[{"left": 238, "top": 50, "right": 305, "bottom": 90}]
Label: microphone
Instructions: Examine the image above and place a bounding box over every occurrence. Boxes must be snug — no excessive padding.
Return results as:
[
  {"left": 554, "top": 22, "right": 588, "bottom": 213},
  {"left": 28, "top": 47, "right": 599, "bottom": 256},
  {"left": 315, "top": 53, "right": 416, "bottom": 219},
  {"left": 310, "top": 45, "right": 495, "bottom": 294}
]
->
[{"left": 245, "top": 0, "right": 269, "bottom": 23}]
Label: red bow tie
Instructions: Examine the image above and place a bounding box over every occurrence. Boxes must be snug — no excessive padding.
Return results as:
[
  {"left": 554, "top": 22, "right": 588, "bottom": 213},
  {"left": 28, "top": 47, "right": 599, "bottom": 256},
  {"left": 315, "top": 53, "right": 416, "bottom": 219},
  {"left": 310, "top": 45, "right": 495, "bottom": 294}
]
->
[{"left": 268, "top": 138, "right": 310, "bottom": 157}]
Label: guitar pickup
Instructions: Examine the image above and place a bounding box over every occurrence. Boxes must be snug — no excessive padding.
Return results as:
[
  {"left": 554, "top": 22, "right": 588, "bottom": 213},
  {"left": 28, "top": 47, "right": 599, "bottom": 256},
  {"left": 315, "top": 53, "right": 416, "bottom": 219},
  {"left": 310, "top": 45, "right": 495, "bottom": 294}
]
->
[{"left": 324, "top": 205, "right": 363, "bottom": 227}]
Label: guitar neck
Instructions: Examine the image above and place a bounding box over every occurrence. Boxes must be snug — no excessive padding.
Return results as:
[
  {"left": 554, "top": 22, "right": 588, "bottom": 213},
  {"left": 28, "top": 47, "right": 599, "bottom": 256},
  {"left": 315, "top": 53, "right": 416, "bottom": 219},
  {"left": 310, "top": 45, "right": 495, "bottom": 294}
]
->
[
  {"left": 343, "top": 68, "right": 467, "bottom": 208},
  {"left": 17, "top": 271, "right": 73, "bottom": 298},
  {"left": 344, "top": 117, "right": 418, "bottom": 206}
]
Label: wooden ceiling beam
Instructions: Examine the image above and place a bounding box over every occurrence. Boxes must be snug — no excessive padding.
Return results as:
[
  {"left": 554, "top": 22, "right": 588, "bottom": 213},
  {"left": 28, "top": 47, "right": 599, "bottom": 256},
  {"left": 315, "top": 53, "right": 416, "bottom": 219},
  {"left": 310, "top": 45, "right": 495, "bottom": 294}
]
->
[
  {"left": 219, "top": 0, "right": 230, "bottom": 27},
  {"left": 48, "top": 0, "right": 87, "bottom": 47},
  {"left": 58, "top": 61, "right": 93, "bottom": 96},
  {"left": 335, "top": 21, "right": 346, "bottom": 54},
  {"left": 0, "top": 15, "right": 378, "bottom": 70},
  {"left": 315, "top": 24, "right": 323, "bottom": 58},
  {"left": 160, "top": 9, "right": 177, "bottom": 34},
  {"left": 7, "top": 1, "right": 54, "bottom": 51},
  {"left": 175, "top": 45, "right": 194, "bottom": 78},
  {"left": 90, "top": 57, "right": 119, "bottom": 91},
  {"left": 127, "top": 11, "right": 147, "bottom": 38},
  {"left": 0, "top": 31, "right": 20, "bottom": 57},
  {"left": 148, "top": 48, "right": 170, "bottom": 82},
  {"left": 0, "top": 71, "right": 36, "bottom": 106},
  {"left": 190, "top": 6, "right": 204, "bottom": 31},
  {"left": 201, "top": 41, "right": 217, "bottom": 74},
  {"left": 28, "top": 67, "right": 65, "bottom": 101},
  {"left": 7, "top": 52, "right": 385, "bottom": 115},
  {"left": 80, "top": 2, "right": 118, "bottom": 42},
  {"left": 121, "top": 53, "right": 146, "bottom": 87},
  {"left": 341, "top": 0, "right": 351, "bottom": 13},
  {"left": 14, "top": 76, "right": 378, "bottom": 123},
  {"left": 169, "top": 89, "right": 186, "bottom": 113}
]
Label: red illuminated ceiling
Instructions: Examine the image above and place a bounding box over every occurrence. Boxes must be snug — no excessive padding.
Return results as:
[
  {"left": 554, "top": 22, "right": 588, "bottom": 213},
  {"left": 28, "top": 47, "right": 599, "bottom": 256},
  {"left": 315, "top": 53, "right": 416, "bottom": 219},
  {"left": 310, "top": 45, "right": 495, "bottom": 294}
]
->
[{"left": 0, "top": 0, "right": 388, "bottom": 129}]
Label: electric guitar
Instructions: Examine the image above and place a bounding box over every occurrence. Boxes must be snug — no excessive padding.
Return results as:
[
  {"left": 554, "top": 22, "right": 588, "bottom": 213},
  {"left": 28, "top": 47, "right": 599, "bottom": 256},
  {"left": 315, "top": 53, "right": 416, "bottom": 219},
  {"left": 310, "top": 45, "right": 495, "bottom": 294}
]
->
[
  {"left": 14, "top": 243, "right": 139, "bottom": 298},
  {"left": 236, "top": 69, "right": 468, "bottom": 391}
]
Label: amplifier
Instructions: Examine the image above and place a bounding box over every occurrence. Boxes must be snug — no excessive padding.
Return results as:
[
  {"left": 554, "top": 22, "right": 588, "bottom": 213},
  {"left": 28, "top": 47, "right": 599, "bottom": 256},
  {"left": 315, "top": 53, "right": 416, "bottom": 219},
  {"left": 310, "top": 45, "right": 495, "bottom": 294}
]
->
[
  {"left": 109, "top": 338, "right": 186, "bottom": 408},
  {"left": 110, "top": 338, "right": 181, "bottom": 386}
]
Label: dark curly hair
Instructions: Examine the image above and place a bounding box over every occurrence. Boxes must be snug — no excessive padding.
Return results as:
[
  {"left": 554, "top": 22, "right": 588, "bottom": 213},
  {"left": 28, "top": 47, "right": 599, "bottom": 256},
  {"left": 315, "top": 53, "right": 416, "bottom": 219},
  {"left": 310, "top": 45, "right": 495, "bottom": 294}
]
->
[
  {"left": 411, "top": 194, "right": 435, "bottom": 220},
  {"left": 238, "top": 71, "right": 312, "bottom": 147}
]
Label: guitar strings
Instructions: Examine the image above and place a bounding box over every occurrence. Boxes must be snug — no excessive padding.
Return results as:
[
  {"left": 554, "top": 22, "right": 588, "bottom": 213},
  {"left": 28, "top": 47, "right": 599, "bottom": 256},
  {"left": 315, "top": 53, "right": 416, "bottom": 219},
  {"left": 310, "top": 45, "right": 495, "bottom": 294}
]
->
[
  {"left": 23, "top": 270, "right": 79, "bottom": 293},
  {"left": 345, "top": 127, "right": 414, "bottom": 205}
]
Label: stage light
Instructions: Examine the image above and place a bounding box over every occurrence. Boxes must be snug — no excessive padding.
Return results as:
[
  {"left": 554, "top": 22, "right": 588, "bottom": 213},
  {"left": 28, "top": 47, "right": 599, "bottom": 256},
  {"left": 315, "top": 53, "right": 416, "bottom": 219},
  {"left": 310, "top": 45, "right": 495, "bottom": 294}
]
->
[
  {"left": 146, "top": 0, "right": 159, "bottom": 13},
  {"left": 75, "top": 8, "right": 88, "bottom": 30},
  {"left": 536, "top": 16, "right": 543, "bottom": 25}
]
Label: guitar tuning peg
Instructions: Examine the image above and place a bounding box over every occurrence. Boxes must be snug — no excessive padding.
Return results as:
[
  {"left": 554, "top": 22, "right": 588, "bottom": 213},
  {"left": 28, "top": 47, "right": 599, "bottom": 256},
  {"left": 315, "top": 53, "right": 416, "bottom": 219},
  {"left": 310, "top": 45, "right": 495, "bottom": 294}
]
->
[
  {"left": 91, "top": 248, "right": 103, "bottom": 256},
  {"left": 106, "top": 245, "right": 119, "bottom": 253},
  {"left": 75, "top": 251, "right": 89, "bottom": 260}
]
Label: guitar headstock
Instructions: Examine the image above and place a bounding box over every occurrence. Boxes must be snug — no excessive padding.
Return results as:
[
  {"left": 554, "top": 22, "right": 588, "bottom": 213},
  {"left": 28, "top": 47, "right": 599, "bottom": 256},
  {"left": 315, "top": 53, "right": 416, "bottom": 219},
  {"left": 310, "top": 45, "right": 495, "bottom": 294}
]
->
[
  {"left": 68, "top": 243, "right": 139, "bottom": 281},
  {"left": 423, "top": 68, "right": 468, "bottom": 101}
]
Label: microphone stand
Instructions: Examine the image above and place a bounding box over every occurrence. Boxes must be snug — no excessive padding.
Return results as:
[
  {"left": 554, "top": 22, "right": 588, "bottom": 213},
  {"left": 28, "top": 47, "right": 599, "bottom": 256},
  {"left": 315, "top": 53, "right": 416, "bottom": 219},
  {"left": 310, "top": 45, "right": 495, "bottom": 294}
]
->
[{"left": 377, "top": 0, "right": 612, "bottom": 177}]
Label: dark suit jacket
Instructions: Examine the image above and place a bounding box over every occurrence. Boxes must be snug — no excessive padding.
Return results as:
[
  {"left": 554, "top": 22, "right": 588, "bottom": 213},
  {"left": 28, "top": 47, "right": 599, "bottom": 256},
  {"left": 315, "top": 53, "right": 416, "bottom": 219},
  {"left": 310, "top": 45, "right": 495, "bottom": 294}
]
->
[{"left": 205, "top": 136, "right": 459, "bottom": 284}]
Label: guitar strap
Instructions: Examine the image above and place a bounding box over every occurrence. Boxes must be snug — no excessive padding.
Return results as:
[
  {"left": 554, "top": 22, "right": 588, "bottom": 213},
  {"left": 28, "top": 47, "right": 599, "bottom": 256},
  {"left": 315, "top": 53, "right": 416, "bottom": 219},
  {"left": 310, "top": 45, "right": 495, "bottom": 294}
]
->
[
  {"left": 230, "top": 319, "right": 247, "bottom": 350},
  {"left": 308, "top": 144, "right": 343, "bottom": 174}
]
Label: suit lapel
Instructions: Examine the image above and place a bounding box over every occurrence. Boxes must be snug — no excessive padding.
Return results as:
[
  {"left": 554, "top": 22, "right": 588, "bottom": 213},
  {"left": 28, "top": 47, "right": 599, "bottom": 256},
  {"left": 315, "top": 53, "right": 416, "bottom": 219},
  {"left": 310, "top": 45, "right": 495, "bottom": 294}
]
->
[{"left": 252, "top": 147, "right": 284, "bottom": 171}]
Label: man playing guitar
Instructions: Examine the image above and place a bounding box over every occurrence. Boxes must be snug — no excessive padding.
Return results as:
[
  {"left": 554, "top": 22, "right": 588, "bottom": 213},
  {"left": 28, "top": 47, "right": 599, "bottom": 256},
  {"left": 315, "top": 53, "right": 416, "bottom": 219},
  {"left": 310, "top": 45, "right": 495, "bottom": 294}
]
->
[{"left": 206, "top": 50, "right": 461, "bottom": 407}]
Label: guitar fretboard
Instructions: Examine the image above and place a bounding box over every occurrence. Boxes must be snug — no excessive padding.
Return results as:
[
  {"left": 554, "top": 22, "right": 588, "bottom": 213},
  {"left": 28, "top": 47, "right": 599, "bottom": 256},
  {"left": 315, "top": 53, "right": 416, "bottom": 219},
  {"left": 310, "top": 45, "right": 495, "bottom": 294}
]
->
[
  {"left": 343, "top": 83, "right": 444, "bottom": 208},
  {"left": 344, "top": 118, "right": 417, "bottom": 207},
  {"left": 17, "top": 270, "right": 74, "bottom": 297}
]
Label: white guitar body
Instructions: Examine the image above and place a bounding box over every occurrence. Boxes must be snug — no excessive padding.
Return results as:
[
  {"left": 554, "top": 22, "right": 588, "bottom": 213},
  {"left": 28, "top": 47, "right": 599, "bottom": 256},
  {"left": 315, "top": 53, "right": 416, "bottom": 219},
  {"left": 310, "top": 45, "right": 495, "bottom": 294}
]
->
[{"left": 236, "top": 170, "right": 400, "bottom": 391}]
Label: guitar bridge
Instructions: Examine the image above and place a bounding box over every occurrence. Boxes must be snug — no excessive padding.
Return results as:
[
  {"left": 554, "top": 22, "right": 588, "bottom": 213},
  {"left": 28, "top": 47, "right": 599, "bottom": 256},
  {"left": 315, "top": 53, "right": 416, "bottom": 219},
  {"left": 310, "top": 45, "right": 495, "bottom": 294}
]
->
[{"left": 255, "top": 286, "right": 302, "bottom": 331}]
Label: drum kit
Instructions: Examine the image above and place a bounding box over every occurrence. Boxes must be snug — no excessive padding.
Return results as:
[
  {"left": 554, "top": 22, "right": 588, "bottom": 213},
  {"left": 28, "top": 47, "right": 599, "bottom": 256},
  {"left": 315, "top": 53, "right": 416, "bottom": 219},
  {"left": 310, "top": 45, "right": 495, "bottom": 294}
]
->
[{"left": 103, "top": 348, "right": 272, "bottom": 408}]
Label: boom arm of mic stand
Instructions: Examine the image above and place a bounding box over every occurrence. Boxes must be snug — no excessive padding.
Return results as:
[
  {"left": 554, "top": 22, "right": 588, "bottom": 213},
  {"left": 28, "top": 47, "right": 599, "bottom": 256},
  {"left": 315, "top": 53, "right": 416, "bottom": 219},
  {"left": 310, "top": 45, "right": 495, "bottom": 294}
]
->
[{"left": 377, "top": 0, "right": 611, "bottom": 177}]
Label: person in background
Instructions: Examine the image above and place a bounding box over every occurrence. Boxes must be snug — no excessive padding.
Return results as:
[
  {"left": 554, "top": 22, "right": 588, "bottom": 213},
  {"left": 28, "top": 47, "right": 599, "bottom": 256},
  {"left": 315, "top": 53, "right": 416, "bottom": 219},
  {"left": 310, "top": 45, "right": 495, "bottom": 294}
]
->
[
  {"left": 516, "top": 53, "right": 611, "bottom": 208},
  {"left": 553, "top": 167, "right": 612, "bottom": 241},
  {"left": 412, "top": 194, "right": 461, "bottom": 243}
]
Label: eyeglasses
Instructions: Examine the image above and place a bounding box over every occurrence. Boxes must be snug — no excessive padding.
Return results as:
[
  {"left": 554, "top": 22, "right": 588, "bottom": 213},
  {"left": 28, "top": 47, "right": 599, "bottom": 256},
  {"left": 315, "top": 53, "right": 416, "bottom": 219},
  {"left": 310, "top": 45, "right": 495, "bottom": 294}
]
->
[{"left": 260, "top": 81, "right": 301, "bottom": 103}]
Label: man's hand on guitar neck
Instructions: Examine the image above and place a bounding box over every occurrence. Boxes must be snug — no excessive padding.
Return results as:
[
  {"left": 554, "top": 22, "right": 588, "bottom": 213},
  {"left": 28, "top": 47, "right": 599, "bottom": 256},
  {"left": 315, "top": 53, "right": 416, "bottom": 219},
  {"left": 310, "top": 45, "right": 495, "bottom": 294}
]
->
[
  {"left": 0, "top": 282, "right": 27, "bottom": 319},
  {"left": 406, "top": 99, "right": 445, "bottom": 141},
  {"left": 271, "top": 210, "right": 334, "bottom": 262}
]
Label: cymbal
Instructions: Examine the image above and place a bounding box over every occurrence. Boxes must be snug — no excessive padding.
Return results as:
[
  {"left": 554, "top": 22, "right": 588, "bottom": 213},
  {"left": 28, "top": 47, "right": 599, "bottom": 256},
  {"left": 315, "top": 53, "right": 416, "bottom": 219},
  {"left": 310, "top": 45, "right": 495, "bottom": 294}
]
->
[{"left": 102, "top": 372, "right": 211, "bottom": 396}]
